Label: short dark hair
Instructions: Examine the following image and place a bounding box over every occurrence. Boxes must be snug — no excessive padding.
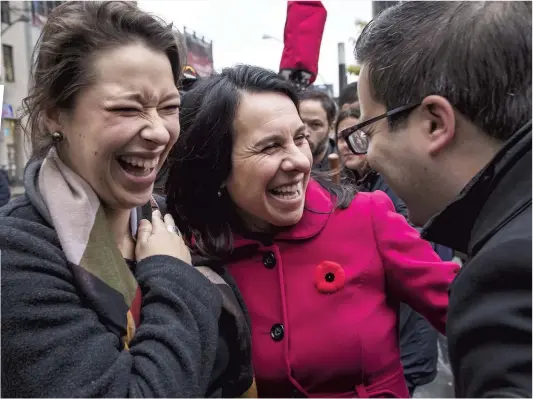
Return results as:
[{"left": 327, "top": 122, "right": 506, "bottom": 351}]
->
[
  {"left": 166, "top": 65, "right": 355, "bottom": 258},
  {"left": 335, "top": 107, "right": 361, "bottom": 136},
  {"left": 355, "top": 1, "right": 532, "bottom": 140},
  {"left": 298, "top": 88, "right": 338, "bottom": 126},
  {"left": 338, "top": 82, "right": 358, "bottom": 109},
  {"left": 22, "top": 1, "right": 183, "bottom": 160}
]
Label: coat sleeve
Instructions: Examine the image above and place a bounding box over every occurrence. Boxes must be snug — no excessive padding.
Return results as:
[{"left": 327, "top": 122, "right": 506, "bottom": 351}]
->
[
  {"left": 1, "top": 218, "right": 223, "bottom": 398},
  {"left": 370, "top": 190, "right": 459, "bottom": 333},
  {"left": 448, "top": 238, "right": 532, "bottom": 398}
]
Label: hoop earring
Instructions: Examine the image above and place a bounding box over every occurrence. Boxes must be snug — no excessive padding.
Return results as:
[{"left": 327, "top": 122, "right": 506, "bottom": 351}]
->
[{"left": 51, "top": 131, "right": 64, "bottom": 143}]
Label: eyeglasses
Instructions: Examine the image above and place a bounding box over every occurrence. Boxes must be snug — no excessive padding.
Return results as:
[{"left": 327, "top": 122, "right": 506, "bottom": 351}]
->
[{"left": 340, "top": 102, "right": 421, "bottom": 155}]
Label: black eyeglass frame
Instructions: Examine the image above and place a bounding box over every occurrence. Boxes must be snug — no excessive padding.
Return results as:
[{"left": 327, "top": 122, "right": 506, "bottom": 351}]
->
[{"left": 340, "top": 102, "right": 421, "bottom": 155}]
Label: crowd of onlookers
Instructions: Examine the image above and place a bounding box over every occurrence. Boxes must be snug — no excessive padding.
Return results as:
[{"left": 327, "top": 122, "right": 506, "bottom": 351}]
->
[{"left": 0, "top": 1, "right": 530, "bottom": 398}]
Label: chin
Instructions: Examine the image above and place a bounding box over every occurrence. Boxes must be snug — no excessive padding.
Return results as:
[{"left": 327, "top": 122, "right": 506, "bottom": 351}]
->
[
  {"left": 272, "top": 208, "right": 304, "bottom": 227},
  {"left": 109, "top": 187, "right": 153, "bottom": 210}
]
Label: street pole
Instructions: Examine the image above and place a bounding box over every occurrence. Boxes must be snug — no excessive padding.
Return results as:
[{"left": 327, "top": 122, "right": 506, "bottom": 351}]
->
[{"left": 337, "top": 42, "right": 347, "bottom": 94}]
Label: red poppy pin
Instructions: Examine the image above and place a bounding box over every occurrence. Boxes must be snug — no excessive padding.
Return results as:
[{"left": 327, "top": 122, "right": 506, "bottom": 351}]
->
[{"left": 315, "top": 261, "right": 345, "bottom": 294}]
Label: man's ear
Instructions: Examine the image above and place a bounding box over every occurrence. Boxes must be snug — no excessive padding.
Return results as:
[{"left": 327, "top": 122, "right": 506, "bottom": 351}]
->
[{"left": 421, "top": 95, "right": 456, "bottom": 156}]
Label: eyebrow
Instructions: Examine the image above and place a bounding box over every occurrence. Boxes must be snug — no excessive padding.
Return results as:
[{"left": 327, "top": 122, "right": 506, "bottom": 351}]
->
[
  {"left": 254, "top": 125, "right": 306, "bottom": 147},
  {"left": 112, "top": 92, "right": 180, "bottom": 103}
]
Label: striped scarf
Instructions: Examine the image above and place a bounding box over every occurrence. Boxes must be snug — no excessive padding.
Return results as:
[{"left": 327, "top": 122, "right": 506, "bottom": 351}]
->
[
  {"left": 38, "top": 148, "right": 256, "bottom": 396},
  {"left": 39, "top": 148, "right": 142, "bottom": 348}
]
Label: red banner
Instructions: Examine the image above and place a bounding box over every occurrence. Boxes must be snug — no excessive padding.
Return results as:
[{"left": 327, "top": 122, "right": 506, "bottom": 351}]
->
[{"left": 183, "top": 31, "right": 214, "bottom": 78}]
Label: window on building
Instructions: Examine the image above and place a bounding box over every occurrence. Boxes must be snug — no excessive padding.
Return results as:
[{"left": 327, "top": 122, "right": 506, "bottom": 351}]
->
[
  {"left": 3, "top": 45, "right": 14, "bottom": 82},
  {"left": 1, "top": 2, "right": 10, "bottom": 24},
  {"left": 31, "top": 1, "right": 62, "bottom": 25}
]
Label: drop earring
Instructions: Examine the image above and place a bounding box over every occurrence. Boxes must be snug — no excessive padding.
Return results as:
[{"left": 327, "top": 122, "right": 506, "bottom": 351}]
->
[
  {"left": 217, "top": 190, "right": 222, "bottom": 197},
  {"left": 51, "top": 131, "right": 64, "bottom": 143}
]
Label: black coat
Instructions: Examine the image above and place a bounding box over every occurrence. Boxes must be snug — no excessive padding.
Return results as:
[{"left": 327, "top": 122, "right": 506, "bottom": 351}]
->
[
  {"left": 422, "top": 122, "right": 532, "bottom": 397},
  {"left": 313, "top": 138, "right": 337, "bottom": 172},
  {"left": 0, "top": 169, "right": 10, "bottom": 207},
  {"left": 0, "top": 164, "right": 253, "bottom": 397}
]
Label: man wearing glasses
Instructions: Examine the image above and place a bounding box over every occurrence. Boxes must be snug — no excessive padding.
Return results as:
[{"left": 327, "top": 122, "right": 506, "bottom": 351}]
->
[{"left": 343, "top": 1, "right": 532, "bottom": 398}]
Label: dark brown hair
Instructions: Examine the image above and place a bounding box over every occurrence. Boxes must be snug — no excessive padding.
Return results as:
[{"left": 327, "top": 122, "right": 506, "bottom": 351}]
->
[
  {"left": 166, "top": 65, "right": 357, "bottom": 259},
  {"left": 298, "top": 88, "right": 338, "bottom": 126},
  {"left": 355, "top": 1, "right": 531, "bottom": 139},
  {"left": 335, "top": 107, "right": 361, "bottom": 137},
  {"left": 22, "top": 1, "right": 184, "bottom": 160}
]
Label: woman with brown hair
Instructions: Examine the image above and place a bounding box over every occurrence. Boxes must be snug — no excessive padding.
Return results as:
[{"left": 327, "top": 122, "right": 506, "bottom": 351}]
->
[{"left": 0, "top": 2, "right": 253, "bottom": 397}]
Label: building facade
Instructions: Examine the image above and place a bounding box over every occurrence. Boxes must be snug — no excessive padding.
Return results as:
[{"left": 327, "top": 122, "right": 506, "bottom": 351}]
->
[{"left": 1, "top": 1, "right": 62, "bottom": 183}]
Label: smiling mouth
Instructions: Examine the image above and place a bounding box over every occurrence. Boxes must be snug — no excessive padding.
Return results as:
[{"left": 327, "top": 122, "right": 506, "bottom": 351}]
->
[
  {"left": 117, "top": 155, "right": 159, "bottom": 177},
  {"left": 268, "top": 182, "right": 302, "bottom": 201}
]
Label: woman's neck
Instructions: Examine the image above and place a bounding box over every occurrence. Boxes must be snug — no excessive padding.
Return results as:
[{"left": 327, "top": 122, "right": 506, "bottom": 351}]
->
[{"left": 103, "top": 206, "right": 135, "bottom": 259}]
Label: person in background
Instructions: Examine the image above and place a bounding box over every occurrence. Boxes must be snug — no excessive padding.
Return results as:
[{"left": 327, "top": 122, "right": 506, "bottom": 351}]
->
[
  {"left": 336, "top": 107, "right": 440, "bottom": 396},
  {"left": 165, "top": 64, "right": 460, "bottom": 398},
  {"left": 338, "top": 81, "right": 359, "bottom": 111},
  {"left": 0, "top": 167, "right": 10, "bottom": 207},
  {"left": 352, "top": 2, "right": 532, "bottom": 396},
  {"left": 298, "top": 89, "right": 337, "bottom": 171},
  {"left": 0, "top": 2, "right": 253, "bottom": 397}
]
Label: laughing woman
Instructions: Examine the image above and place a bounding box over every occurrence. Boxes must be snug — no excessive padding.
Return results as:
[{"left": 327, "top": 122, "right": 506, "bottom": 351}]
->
[
  {"left": 0, "top": 2, "right": 253, "bottom": 397},
  {"left": 166, "top": 65, "right": 459, "bottom": 398}
]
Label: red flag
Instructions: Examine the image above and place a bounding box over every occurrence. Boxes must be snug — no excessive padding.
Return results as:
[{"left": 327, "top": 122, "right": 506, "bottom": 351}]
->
[{"left": 279, "top": 1, "right": 327, "bottom": 87}]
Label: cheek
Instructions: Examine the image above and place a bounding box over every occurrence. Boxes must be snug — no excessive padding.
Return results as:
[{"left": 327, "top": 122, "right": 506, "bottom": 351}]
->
[
  {"left": 300, "top": 142, "right": 313, "bottom": 164},
  {"left": 366, "top": 137, "right": 383, "bottom": 171},
  {"left": 228, "top": 158, "right": 274, "bottom": 202},
  {"left": 165, "top": 115, "right": 180, "bottom": 140}
]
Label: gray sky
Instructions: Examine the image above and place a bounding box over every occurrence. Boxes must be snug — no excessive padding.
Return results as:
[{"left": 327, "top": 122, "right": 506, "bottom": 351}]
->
[{"left": 138, "top": 0, "right": 373, "bottom": 96}]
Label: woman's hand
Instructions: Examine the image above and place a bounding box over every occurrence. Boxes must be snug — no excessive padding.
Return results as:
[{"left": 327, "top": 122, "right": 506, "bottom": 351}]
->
[{"left": 136, "top": 210, "right": 192, "bottom": 264}]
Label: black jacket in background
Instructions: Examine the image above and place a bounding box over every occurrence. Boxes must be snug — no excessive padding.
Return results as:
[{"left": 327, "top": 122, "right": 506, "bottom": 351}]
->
[
  {"left": 0, "top": 168, "right": 10, "bottom": 207},
  {"left": 313, "top": 138, "right": 337, "bottom": 172},
  {"left": 422, "top": 122, "right": 532, "bottom": 398}
]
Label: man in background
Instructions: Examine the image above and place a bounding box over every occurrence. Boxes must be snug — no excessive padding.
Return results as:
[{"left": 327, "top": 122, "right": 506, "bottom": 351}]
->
[{"left": 299, "top": 89, "right": 338, "bottom": 171}]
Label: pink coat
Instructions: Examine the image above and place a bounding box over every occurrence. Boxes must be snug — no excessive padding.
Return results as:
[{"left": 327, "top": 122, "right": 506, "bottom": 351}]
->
[{"left": 227, "top": 180, "right": 459, "bottom": 398}]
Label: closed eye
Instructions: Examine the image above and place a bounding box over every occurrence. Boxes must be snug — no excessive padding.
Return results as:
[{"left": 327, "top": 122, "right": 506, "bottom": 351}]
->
[
  {"left": 112, "top": 107, "right": 139, "bottom": 113},
  {"left": 294, "top": 134, "right": 308, "bottom": 145},
  {"left": 262, "top": 143, "right": 280, "bottom": 153},
  {"left": 160, "top": 105, "right": 180, "bottom": 113}
]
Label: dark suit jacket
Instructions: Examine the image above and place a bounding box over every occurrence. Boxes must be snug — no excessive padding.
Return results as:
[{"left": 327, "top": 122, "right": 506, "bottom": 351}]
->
[{"left": 423, "top": 122, "right": 532, "bottom": 397}]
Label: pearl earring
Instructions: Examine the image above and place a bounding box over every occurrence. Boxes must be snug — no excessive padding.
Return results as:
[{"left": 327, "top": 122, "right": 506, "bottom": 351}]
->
[{"left": 217, "top": 190, "right": 222, "bottom": 197}]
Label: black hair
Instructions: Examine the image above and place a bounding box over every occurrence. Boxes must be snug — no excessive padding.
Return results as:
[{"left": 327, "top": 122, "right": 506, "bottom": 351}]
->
[
  {"left": 298, "top": 88, "right": 338, "bottom": 126},
  {"left": 355, "top": 1, "right": 532, "bottom": 139},
  {"left": 166, "top": 65, "right": 356, "bottom": 258},
  {"left": 338, "top": 82, "right": 358, "bottom": 109},
  {"left": 335, "top": 107, "right": 361, "bottom": 137}
]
